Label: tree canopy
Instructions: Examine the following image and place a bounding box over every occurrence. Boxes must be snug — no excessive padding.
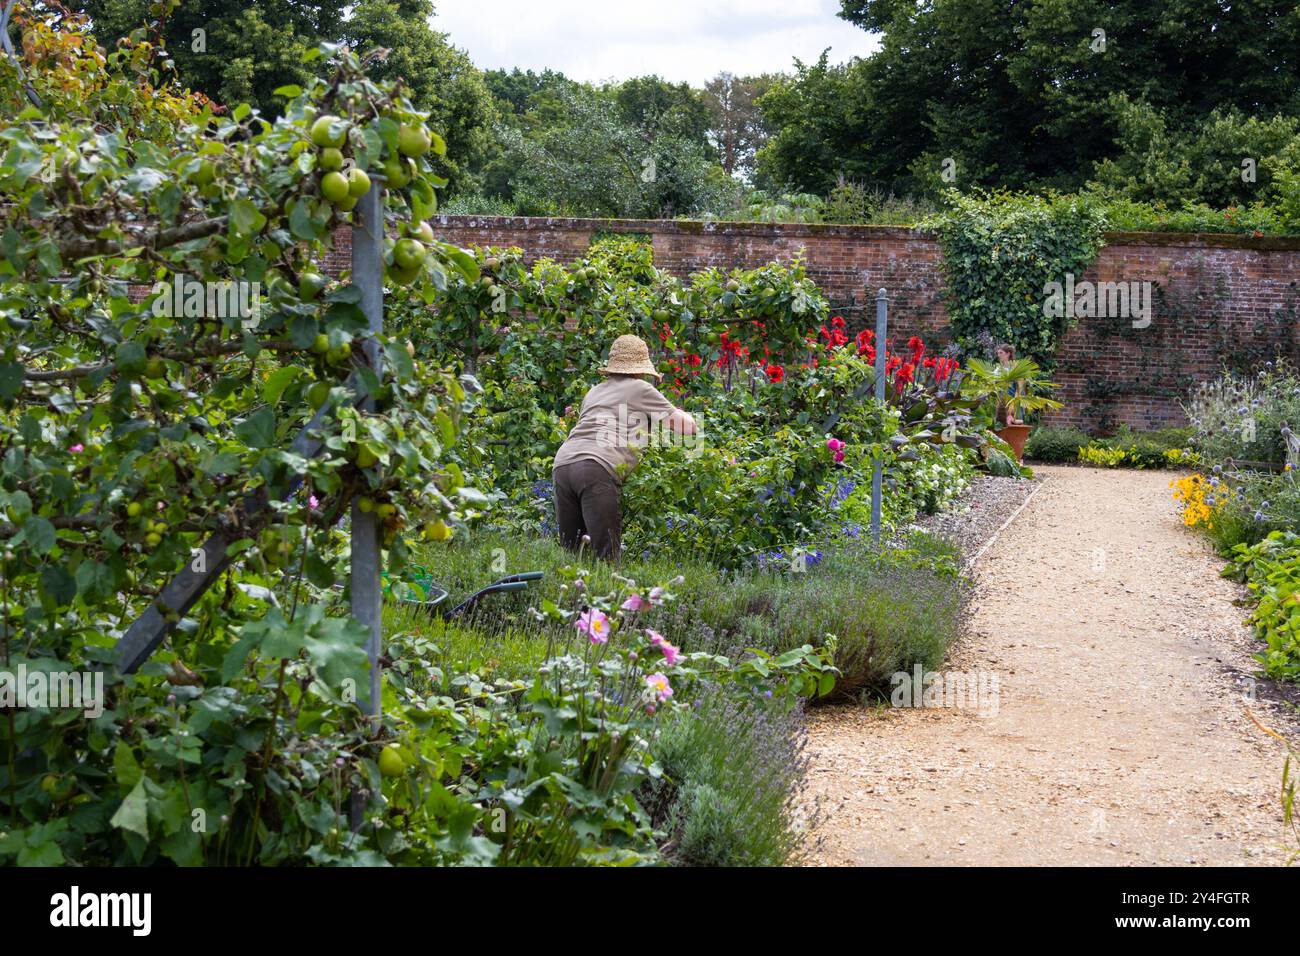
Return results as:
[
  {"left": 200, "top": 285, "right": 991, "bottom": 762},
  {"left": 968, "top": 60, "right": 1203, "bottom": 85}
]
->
[
  {"left": 756, "top": 0, "right": 1300, "bottom": 203},
  {"left": 77, "top": 0, "right": 496, "bottom": 195}
]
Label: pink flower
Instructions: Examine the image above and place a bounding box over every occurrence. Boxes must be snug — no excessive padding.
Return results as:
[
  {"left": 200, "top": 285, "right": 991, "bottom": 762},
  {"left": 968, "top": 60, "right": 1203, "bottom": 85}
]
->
[
  {"left": 648, "top": 586, "right": 665, "bottom": 606},
  {"left": 575, "top": 608, "right": 611, "bottom": 644},
  {"left": 825, "top": 438, "right": 845, "bottom": 452},
  {"left": 69, "top": 444, "right": 84, "bottom": 453},
  {"left": 647, "top": 629, "right": 683, "bottom": 666},
  {"left": 621, "top": 593, "right": 645, "bottom": 612},
  {"left": 833, "top": 449, "right": 845, "bottom": 463},
  {"left": 309, "top": 495, "right": 320, "bottom": 510},
  {"left": 644, "top": 672, "right": 673, "bottom": 704}
]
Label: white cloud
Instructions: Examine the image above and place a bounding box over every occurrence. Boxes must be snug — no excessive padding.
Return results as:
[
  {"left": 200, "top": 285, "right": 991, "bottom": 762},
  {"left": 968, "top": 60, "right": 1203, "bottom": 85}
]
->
[{"left": 431, "top": 0, "right": 879, "bottom": 84}]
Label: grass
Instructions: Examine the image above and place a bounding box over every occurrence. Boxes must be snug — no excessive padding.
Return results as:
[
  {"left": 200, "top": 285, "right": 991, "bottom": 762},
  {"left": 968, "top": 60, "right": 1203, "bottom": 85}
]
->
[
  {"left": 398, "top": 528, "right": 967, "bottom": 703},
  {"left": 382, "top": 526, "right": 965, "bottom": 867}
]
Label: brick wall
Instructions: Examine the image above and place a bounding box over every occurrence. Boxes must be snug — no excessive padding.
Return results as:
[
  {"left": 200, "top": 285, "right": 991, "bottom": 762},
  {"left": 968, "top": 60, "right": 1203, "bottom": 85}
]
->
[{"left": 329, "top": 217, "right": 1300, "bottom": 432}]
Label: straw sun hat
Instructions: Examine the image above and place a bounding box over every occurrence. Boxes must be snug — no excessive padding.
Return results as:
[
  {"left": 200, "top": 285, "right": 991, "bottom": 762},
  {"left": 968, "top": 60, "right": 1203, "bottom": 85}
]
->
[{"left": 599, "top": 334, "right": 662, "bottom": 381}]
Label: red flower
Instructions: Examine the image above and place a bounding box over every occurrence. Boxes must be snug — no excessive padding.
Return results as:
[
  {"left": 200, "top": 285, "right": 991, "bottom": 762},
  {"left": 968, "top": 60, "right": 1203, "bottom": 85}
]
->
[
  {"left": 765, "top": 363, "right": 785, "bottom": 383},
  {"left": 934, "top": 357, "right": 959, "bottom": 382},
  {"left": 894, "top": 362, "right": 915, "bottom": 390},
  {"left": 831, "top": 315, "right": 845, "bottom": 329}
]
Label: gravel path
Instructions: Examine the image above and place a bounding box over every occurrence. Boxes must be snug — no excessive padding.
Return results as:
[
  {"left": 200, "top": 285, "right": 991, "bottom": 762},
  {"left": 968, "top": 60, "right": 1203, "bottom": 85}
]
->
[
  {"left": 912, "top": 473, "right": 1041, "bottom": 559},
  {"left": 805, "top": 465, "right": 1295, "bottom": 866}
]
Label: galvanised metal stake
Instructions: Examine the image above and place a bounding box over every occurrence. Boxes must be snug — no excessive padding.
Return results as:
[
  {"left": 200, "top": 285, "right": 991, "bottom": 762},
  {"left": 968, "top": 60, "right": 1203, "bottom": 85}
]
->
[
  {"left": 350, "top": 184, "right": 385, "bottom": 720},
  {"left": 347, "top": 184, "right": 384, "bottom": 833},
  {"left": 871, "top": 288, "right": 887, "bottom": 544}
]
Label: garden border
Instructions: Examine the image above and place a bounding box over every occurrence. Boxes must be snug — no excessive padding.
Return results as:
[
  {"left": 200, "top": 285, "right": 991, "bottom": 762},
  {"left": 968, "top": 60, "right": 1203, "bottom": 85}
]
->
[{"left": 963, "top": 476, "right": 1053, "bottom": 575}]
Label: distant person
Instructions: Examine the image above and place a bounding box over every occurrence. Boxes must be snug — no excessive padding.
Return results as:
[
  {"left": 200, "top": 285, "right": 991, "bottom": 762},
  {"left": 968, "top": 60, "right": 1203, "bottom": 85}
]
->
[
  {"left": 552, "top": 334, "right": 697, "bottom": 560},
  {"left": 995, "top": 342, "right": 1024, "bottom": 426}
]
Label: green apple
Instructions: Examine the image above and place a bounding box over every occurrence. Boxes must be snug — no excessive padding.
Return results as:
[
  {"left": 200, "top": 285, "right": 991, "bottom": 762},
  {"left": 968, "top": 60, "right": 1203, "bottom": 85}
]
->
[
  {"left": 267, "top": 274, "right": 295, "bottom": 300},
  {"left": 423, "top": 520, "right": 452, "bottom": 542},
  {"left": 396, "top": 124, "right": 431, "bottom": 157},
  {"left": 144, "top": 358, "right": 166, "bottom": 379},
  {"left": 319, "top": 147, "right": 343, "bottom": 172},
  {"left": 306, "top": 381, "right": 331, "bottom": 409},
  {"left": 382, "top": 156, "right": 412, "bottom": 188},
  {"left": 298, "top": 272, "right": 327, "bottom": 301},
  {"left": 320, "top": 171, "right": 350, "bottom": 204},
  {"left": 378, "top": 745, "right": 405, "bottom": 777},
  {"left": 392, "top": 238, "right": 425, "bottom": 270},
  {"left": 311, "top": 333, "right": 330, "bottom": 355},
  {"left": 356, "top": 448, "right": 379, "bottom": 469},
  {"left": 346, "top": 167, "right": 371, "bottom": 198},
  {"left": 337, "top": 194, "right": 358, "bottom": 212},
  {"left": 386, "top": 260, "right": 421, "bottom": 285},
  {"left": 409, "top": 220, "right": 434, "bottom": 243},
  {"left": 310, "top": 115, "right": 346, "bottom": 148}
]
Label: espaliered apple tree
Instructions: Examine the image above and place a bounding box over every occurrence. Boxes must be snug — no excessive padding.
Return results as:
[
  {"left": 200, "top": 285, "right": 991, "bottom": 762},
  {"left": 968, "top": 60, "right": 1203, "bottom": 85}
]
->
[{"left": 0, "top": 9, "right": 481, "bottom": 865}]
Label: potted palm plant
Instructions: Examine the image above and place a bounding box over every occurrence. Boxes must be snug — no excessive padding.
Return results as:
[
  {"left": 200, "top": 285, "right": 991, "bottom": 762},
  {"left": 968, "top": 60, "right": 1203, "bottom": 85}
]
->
[{"left": 962, "top": 356, "right": 1063, "bottom": 462}]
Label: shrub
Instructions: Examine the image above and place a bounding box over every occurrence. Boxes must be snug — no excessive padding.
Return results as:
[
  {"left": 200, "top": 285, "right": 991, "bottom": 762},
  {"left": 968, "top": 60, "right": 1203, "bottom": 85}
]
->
[
  {"left": 986, "top": 447, "right": 1023, "bottom": 477},
  {"left": 731, "top": 541, "right": 967, "bottom": 701},
  {"left": 1201, "top": 468, "right": 1300, "bottom": 551},
  {"left": 1093, "top": 426, "right": 1195, "bottom": 469},
  {"left": 375, "top": 563, "right": 837, "bottom": 866},
  {"left": 1078, "top": 445, "right": 1127, "bottom": 467},
  {"left": 1029, "top": 425, "right": 1197, "bottom": 469},
  {"left": 648, "top": 687, "right": 812, "bottom": 866},
  {"left": 1026, "top": 426, "right": 1090, "bottom": 463},
  {"left": 927, "top": 190, "right": 1106, "bottom": 368},
  {"left": 1186, "top": 360, "right": 1300, "bottom": 466},
  {"left": 404, "top": 530, "right": 964, "bottom": 704},
  {"left": 1224, "top": 532, "right": 1300, "bottom": 681}
]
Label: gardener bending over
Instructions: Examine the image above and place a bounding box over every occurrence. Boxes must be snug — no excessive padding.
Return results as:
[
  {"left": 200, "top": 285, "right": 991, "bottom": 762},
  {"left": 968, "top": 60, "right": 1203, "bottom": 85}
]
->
[{"left": 552, "top": 334, "right": 697, "bottom": 560}]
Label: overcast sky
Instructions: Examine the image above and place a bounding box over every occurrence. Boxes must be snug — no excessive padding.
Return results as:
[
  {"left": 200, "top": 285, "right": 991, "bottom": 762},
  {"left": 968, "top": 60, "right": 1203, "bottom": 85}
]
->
[{"left": 431, "top": 0, "right": 880, "bottom": 85}]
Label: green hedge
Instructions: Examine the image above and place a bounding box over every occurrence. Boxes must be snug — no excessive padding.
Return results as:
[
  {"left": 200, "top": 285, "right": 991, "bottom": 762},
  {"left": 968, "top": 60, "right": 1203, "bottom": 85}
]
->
[{"left": 1026, "top": 425, "right": 1194, "bottom": 468}]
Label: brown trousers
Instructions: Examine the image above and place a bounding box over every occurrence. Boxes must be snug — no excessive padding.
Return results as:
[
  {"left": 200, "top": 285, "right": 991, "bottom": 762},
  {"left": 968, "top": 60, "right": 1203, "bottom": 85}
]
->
[{"left": 553, "top": 459, "right": 621, "bottom": 561}]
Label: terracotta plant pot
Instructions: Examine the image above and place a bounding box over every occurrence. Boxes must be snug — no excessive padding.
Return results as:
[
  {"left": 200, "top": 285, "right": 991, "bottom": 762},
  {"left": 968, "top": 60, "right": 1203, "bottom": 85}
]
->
[{"left": 995, "top": 423, "right": 1031, "bottom": 463}]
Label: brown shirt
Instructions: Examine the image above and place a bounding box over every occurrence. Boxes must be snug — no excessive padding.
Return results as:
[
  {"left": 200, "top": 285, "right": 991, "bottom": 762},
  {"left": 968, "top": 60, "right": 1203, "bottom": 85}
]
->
[{"left": 553, "top": 376, "right": 678, "bottom": 483}]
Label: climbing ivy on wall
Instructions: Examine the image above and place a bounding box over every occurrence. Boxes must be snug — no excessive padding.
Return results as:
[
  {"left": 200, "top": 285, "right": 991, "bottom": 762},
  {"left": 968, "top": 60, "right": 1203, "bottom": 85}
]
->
[
  {"left": 1069, "top": 276, "right": 1300, "bottom": 431},
  {"left": 929, "top": 190, "right": 1106, "bottom": 369}
]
